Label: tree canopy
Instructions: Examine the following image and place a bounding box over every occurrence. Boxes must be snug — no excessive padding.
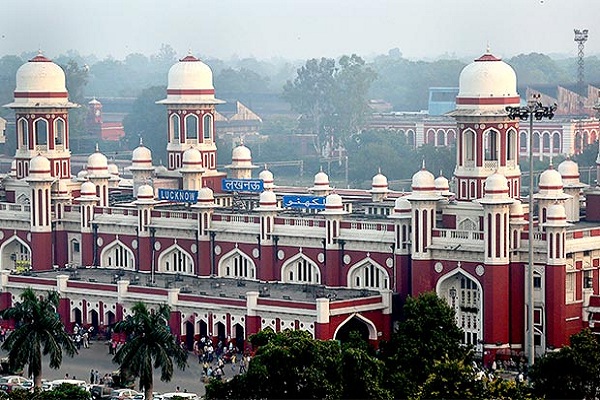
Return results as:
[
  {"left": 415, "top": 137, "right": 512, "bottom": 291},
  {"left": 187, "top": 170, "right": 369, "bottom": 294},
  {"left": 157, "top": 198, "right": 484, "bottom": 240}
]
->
[{"left": 0, "top": 289, "right": 76, "bottom": 388}]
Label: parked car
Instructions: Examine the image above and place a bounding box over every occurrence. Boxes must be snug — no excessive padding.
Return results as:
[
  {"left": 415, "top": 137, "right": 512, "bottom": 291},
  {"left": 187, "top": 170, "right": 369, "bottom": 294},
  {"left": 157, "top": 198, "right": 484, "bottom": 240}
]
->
[
  {"left": 90, "top": 384, "right": 114, "bottom": 399},
  {"left": 110, "top": 388, "right": 140, "bottom": 399},
  {"left": 161, "top": 393, "right": 199, "bottom": 399},
  {"left": 131, "top": 393, "right": 163, "bottom": 400},
  {"left": 47, "top": 379, "right": 88, "bottom": 391},
  {"left": 0, "top": 376, "right": 33, "bottom": 391},
  {"left": 0, "top": 383, "right": 28, "bottom": 393}
]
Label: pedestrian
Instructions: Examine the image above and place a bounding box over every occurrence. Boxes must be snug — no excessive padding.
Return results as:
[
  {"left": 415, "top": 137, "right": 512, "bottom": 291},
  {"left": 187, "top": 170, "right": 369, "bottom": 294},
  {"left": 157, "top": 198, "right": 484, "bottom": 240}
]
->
[
  {"left": 64, "top": 373, "right": 69, "bottom": 379},
  {"left": 202, "top": 361, "right": 209, "bottom": 376},
  {"left": 90, "top": 369, "right": 94, "bottom": 384},
  {"left": 95, "top": 370, "right": 99, "bottom": 384}
]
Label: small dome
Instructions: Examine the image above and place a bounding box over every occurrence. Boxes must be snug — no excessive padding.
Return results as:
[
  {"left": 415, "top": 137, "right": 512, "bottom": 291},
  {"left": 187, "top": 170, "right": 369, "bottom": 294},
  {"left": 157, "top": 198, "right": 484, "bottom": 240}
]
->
[
  {"left": 88, "top": 98, "right": 101, "bottom": 105},
  {"left": 539, "top": 166, "right": 563, "bottom": 191},
  {"left": 411, "top": 168, "right": 435, "bottom": 191},
  {"left": 259, "top": 190, "right": 277, "bottom": 208},
  {"left": 558, "top": 158, "right": 582, "bottom": 186},
  {"left": 259, "top": 168, "right": 274, "bottom": 190},
  {"left": 232, "top": 144, "right": 252, "bottom": 164},
  {"left": 132, "top": 144, "right": 152, "bottom": 168},
  {"left": 108, "top": 163, "right": 119, "bottom": 176},
  {"left": 371, "top": 171, "right": 388, "bottom": 193},
  {"left": 510, "top": 199, "right": 524, "bottom": 219},
  {"left": 137, "top": 184, "right": 155, "bottom": 200},
  {"left": 457, "top": 52, "right": 518, "bottom": 101},
  {"left": 393, "top": 197, "right": 411, "bottom": 216},
  {"left": 545, "top": 203, "right": 567, "bottom": 227},
  {"left": 434, "top": 175, "right": 450, "bottom": 191},
  {"left": 320, "top": 193, "right": 347, "bottom": 215},
  {"left": 79, "top": 181, "right": 97, "bottom": 197},
  {"left": 87, "top": 148, "right": 109, "bottom": 175},
  {"left": 484, "top": 172, "right": 509, "bottom": 194},
  {"left": 181, "top": 148, "right": 203, "bottom": 171},
  {"left": 29, "top": 155, "right": 51, "bottom": 178},
  {"left": 155, "top": 165, "right": 168, "bottom": 175},
  {"left": 314, "top": 170, "right": 330, "bottom": 186},
  {"left": 77, "top": 169, "right": 88, "bottom": 179},
  {"left": 198, "top": 187, "right": 214, "bottom": 202},
  {"left": 157, "top": 53, "right": 223, "bottom": 105}
]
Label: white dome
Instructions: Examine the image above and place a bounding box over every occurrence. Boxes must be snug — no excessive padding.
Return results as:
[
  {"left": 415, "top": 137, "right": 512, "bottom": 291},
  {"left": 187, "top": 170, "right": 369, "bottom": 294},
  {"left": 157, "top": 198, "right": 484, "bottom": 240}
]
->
[
  {"left": 87, "top": 150, "right": 108, "bottom": 172},
  {"left": 15, "top": 54, "right": 66, "bottom": 94},
  {"left": 157, "top": 54, "right": 223, "bottom": 105},
  {"left": 484, "top": 172, "right": 509, "bottom": 194},
  {"left": 198, "top": 187, "right": 214, "bottom": 202},
  {"left": 545, "top": 203, "right": 567, "bottom": 227},
  {"left": 108, "top": 163, "right": 119, "bottom": 176},
  {"left": 259, "top": 168, "right": 274, "bottom": 190},
  {"left": 411, "top": 168, "right": 435, "bottom": 191},
  {"left": 29, "top": 155, "right": 51, "bottom": 177},
  {"left": 434, "top": 175, "right": 450, "bottom": 191},
  {"left": 558, "top": 158, "right": 582, "bottom": 187},
  {"left": 137, "top": 184, "right": 155, "bottom": 200},
  {"left": 77, "top": 169, "right": 88, "bottom": 179},
  {"left": 510, "top": 199, "right": 524, "bottom": 219},
  {"left": 231, "top": 145, "right": 252, "bottom": 164},
  {"left": 319, "top": 193, "right": 347, "bottom": 215},
  {"left": 80, "top": 181, "right": 96, "bottom": 197},
  {"left": 539, "top": 167, "right": 563, "bottom": 191},
  {"left": 132, "top": 145, "right": 152, "bottom": 168},
  {"left": 259, "top": 190, "right": 277, "bottom": 208},
  {"left": 393, "top": 197, "right": 411, "bottom": 214},
  {"left": 314, "top": 171, "right": 330, "bottom": 186},
  {"left": 458, "top": 52, "right": 518, "bottom": 100},
  {"left": 182, "top": 148, "right": 203, "bottom": 171},
  {"left": 371, "top": 172, "right": 388, "bottom": 193}
]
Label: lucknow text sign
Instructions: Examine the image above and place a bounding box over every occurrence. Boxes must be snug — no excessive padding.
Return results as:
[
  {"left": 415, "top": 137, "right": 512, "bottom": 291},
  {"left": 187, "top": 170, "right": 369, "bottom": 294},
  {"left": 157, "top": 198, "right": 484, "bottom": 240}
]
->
[
  {"left": 221, "top": 178, "right": 264, "bottom": 193},
  {"left": 157, "top": 188, "right": 198, "bottom": 203},
  {"left": 282, "top": 195, "right": 326, "bottom": 210}
]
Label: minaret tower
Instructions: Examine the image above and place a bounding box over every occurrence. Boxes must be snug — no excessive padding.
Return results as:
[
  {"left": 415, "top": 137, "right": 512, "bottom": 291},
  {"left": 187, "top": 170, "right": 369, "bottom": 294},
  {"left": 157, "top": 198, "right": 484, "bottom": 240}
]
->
[
  {"left": 3, "top": 52, "right": 77, "bottom": 192},
  {"left": 181, "top": 148, "right": 205, "bottom": 191},
  {"left": 448, "top": 49, "right": 521, "bottom": 201},
  {"left": 225, "top": 141, "right": 258, "bottom": 179},
  {"left": 27, "top": 155, "right": 54, "bottom": 270},
  {"left": 86, "top": 146, "right": 111, "bottom": 208},
  {"left": 130, "top": 139, "right": 154, "bottom": 196},
  {"left": 157, "top": 53, "right": 226, "bottom": 190}
]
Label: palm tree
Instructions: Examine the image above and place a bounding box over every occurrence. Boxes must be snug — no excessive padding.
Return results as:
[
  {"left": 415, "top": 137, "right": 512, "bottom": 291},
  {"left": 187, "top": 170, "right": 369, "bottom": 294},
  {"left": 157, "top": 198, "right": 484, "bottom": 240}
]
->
[
  {"left": 1, "top": 288, "right": 76, "bottom": 388},
  {"left": 113, "top": 302, "right": 188, "bottom": 400}
]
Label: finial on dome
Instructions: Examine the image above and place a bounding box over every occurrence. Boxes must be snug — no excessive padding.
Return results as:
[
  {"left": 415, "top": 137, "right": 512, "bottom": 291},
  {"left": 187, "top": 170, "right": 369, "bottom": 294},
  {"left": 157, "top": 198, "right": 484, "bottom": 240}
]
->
[
  {"left": 421, "top": 158, "right": 426, "bottom": 170},
  {"left": 187, "top": 48, "right": 193, "bottom": 56},
  {"left": 439, "top": 169, "right": 443, "bottom": 177},
  {"left": 239, "top": 136, "right": 244, "bottom": 146},
  {"left": 486, "top": 42, "right": 491, "bottom": 54},
  {"left": 264, "top": 163, "right": 268, "bottom": 170},
  {"left": 139, "top": 136, "right": 144, "bottom": 146},
  {"left": 378, "top": 167, "right": 381, "bottom": 174},
  {"left": 95, "top": 143, "right": 99, "bottom": 152},
  {"left": 320, "top": 165, "right": 323, "bottom": 172},
  {"left": 549, "top": 153, "right": 553, "bottom": 168}
]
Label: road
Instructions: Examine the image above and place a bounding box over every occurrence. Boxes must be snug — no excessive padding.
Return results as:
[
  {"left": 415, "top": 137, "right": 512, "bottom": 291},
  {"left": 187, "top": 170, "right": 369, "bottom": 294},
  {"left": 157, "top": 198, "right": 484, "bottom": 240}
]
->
[{"left": 0, "top": 339, "right": 239, "bottom": 397}]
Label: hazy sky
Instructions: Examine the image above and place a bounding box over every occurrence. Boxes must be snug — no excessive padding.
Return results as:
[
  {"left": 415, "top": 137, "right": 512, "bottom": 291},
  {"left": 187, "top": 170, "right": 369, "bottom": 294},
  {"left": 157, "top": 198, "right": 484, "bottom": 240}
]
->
[{"left": 2, "top": 0, "right": 599, "bottom": 61}]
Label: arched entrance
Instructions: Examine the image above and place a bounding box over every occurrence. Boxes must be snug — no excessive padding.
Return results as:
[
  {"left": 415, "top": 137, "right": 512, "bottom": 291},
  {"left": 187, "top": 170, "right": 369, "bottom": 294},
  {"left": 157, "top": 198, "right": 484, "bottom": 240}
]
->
[
  {"left": 184, "top": 321, "right": 194, "bottom": 351},
  {"left": 73, "top": 308, "right": 82, "bottom": 327},
  {"left": 437, "top": 270, "right": 483, "bottom": 354},
  {"left": 334, "top": 316, "right": 370, "bottom": 344},
  {"left": 90, "top": 310, "right": 99, "bottom": 338},
  {"left": 215, "top": 321, "right": 226, "bottom": 342},
  {"left": 198, "top": 320, "right": 208, "bottom": 338},
  {"left": 233, "top": 323, "right": 244, "bottom": 352},
  {"left": 0, "top": 237, "right": 31, "bottom": 272}
]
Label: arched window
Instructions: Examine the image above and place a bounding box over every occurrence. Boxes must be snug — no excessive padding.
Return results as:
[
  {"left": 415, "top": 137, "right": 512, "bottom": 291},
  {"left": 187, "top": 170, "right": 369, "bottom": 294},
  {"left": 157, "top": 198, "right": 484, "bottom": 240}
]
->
[
  {"left": 34, "top": 119, "right": 48, "bottom": 146},
  {"left": 407, "top": 130, "right": 415, "bottom": 147},
  {"left": 464, "top": 130, "right": 475, "bottom": 162},
  {"left": 484, "top": 129, "right": 498, "bottom": 161},
  {"left": 533, "top": 132, "right": 540, "bottom": 152},
  {"left": 552, "top": 133, "right": 561, "bottom": 153},
  {"left": 282, "top": 255, "right": 320, "bottom": 284},
  {"left": 507, "top": 130, "right": 517, "bottom": 161},
  {"left": 542, "top": 132, "right": 550, "bottom": 151},
  {"left": 54, "top": 119, "right": 65, "bottom": 145},
  {"left": 203, "top": 114, "right": 213, "bottom": 140},
  {"left": 520, "top": 132, "right": 527, "bottom": 152},
  {"left": 348, "top": 261, "right": 389, "bottom": 290},
  {"left": 18, "top": 118, "right": 28, "bottom": 147},
  {"left": 170, "top": 114, "right": 180, "bottom": 141},
  {"left": 159, "top": 245, "right": 194, "bottom": 275},
  {"left": 185, "top": 114, "right": 198, "bottom": 139},
  {"left": 101, "top": 241, "right": 134, "bottom": 269},
  {"left": 436, "top": 130, "right": 445, "bottom": 146},
  {"left": 218, "top": 250, "right": 256, "bottom": 279}
]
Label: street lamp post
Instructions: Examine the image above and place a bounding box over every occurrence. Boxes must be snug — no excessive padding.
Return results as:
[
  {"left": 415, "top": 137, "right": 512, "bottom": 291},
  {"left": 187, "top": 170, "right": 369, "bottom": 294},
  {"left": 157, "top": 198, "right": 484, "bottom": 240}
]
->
[{"left": 506, "top": 94, "right": 556, "bottom": 366}]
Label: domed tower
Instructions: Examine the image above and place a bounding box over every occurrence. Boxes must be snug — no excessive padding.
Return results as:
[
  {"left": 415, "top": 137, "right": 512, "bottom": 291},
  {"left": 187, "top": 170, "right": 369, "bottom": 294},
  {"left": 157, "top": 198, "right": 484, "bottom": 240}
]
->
[
  {"left": 180, "top": 148, "right": 205, "bottom": 191},
  {"left": 558, "top": 158, "right": 586, "bottom": 222},
  {"left": 26, "top": 155, "right": 54, "bottom": 270},
  {"left": 87, "top": 98, "right": 102, "bottom": 137},
  {"left": 406, "top": 165, "right": 441, "bottom": 258},
  {"left": 192, "top": 186, "right": 216, "bottom": 276},
  {"left": 369, "top": 169, "right": 389, "bottom": 202},
  {"left": 130, "top": 139, "right": 154, "bottom": 196},
  {"left": 259, "top": 167, "right": 275, "bottom": 191},
  {"left": 77, "top": 180, "right": 99, "bottom": 267},
  {"left": 3, "top": 52, "right": 77, "bottom": 190},
  {"left": 225, "top": 142, "right": 257, "bottom": 179},
  {"left": 448, "top": 50, "right": 521, "bottom": 201},
  {"left": 534, "top": 165, "right": 570, "bottom": 230},
  {"left": 156, "top": 53, "right": 224, "bottom": 176},
  {"left": 310, "top": 169, "right": 332, "bottom": 197},
  {"left": 86, "top": 146, "right": 111, "bottom": 207}
]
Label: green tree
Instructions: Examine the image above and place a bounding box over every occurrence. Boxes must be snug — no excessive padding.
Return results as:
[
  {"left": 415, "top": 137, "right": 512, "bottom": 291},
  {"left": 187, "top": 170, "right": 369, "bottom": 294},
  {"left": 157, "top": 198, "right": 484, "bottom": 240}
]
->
[
  {"left": 122, "top": 85, "right": 167, "bottom": 163},
  {"left": 112, "top": 303, "right": 187, "bottom": 400},
  {"left": 529, "top": 329, "right": 600, "bottom": 399},
  {"left": 36, "top": 383, "right": 91, "bottom": 400},
  {"left": 0, "top": 289, "right": 76, "bottom": 388},
  {"left": 379, "top": 292, "right": 468, "bottom": 399},
  {"left": 417, "top": 356, "right": 485, "bottom": 400}
]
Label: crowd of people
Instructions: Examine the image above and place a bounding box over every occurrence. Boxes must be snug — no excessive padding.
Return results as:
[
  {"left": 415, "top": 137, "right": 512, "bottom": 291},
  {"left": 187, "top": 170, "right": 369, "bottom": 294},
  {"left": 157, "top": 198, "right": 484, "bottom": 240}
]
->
[{"left": 192, "top": 336, "right": 250, "bottom": 383}]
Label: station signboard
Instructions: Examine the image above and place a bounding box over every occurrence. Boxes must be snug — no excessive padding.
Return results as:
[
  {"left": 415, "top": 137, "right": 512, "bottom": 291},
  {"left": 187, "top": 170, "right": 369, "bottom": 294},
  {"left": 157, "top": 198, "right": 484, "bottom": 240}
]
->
[
  {"left": 157, "top": 188, "right": 198, "bottom": 203},
  {"left": 282, "top": 195, "right": 326, "bottom": 210},
  {"left": 221, "top": 178, "right": 264, "bottom": 193}
]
